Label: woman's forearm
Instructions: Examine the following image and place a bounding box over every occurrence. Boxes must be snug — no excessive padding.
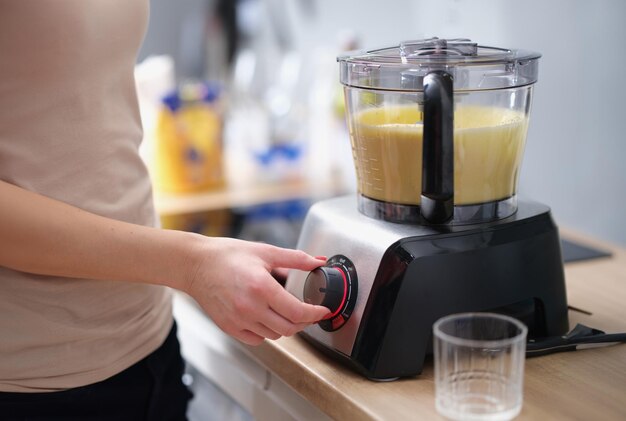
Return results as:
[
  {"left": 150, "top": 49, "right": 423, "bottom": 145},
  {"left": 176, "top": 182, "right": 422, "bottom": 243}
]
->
[
  {"left": 0, "top": 179, "right": 330, "bottom": 345},
  {"left": 0, "top": 180, "right": 195, "bottom": 290}
]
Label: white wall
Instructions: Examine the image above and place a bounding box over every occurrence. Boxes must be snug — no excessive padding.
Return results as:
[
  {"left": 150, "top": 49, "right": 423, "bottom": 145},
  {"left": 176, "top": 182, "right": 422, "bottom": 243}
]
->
[
  {"left": 138, "top": 0, "right": 212, "bottom": 79},
  {"left": 287, "top": 0, "right": 626, "bottom": 246}
]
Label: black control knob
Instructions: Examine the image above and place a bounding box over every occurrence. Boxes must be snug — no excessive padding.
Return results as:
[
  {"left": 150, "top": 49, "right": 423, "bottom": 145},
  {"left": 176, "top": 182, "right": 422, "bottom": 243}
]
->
[{"left": 303, "top": 266, "right": 348, "bottom": 317}]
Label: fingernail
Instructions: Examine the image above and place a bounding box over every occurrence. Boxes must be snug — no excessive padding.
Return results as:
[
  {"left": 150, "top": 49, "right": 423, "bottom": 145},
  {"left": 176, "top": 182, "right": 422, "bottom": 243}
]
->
[{"left": 315, "top": 256, "right": 327, "bottom": 261}]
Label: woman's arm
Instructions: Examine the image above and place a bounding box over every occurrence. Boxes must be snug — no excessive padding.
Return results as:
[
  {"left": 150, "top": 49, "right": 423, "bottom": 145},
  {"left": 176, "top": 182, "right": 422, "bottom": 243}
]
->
[{"left": 0, "top": 180, "right": 329, "bottom": 345}]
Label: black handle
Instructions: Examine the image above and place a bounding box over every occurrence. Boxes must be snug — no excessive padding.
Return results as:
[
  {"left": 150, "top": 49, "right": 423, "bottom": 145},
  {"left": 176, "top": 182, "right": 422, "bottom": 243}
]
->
[{"left": 421, "top": 71, "right": 454, "bottom": 224}]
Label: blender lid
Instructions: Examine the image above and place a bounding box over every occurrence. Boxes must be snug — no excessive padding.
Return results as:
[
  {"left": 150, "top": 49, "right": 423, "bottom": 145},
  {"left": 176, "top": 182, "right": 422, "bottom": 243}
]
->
[{"left": 338, "top": 37, "right": 541, "bottom": 91}]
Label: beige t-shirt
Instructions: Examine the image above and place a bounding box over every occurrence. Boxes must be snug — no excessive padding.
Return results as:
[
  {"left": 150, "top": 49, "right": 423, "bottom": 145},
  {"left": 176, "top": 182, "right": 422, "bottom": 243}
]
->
[{"left": 0, "top": 0, "right": 173, "bottom": 392}]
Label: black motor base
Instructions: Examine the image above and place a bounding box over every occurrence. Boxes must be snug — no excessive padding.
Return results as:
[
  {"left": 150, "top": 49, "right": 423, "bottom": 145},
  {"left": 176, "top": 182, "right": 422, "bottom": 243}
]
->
[{"left": 344, "top": 205, "right": 569, "bottom": 380}]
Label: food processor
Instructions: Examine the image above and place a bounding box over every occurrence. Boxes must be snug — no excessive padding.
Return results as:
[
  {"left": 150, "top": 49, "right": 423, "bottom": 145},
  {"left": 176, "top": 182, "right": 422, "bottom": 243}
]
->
[{"left": 284, "top": 38, "right": 569, "bottom": 380}]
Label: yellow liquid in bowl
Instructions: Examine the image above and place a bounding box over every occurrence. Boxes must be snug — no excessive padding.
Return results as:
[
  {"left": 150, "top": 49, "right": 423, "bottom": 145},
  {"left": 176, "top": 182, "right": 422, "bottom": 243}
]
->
[{"left": 350, "top": 105, "right": 529, "bottom": 206}]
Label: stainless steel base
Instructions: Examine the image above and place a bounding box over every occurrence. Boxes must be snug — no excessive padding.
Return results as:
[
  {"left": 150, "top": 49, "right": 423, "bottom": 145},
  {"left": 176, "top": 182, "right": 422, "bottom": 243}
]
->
[{"left": 285, "top": 195, "right": 548, "bottom": 358}]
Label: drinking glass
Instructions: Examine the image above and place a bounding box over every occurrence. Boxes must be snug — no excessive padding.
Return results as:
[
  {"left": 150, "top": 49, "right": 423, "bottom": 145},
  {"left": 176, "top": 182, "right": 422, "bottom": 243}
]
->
[{"left": 433, "top": 313, "right": 528, "bottom": 421}]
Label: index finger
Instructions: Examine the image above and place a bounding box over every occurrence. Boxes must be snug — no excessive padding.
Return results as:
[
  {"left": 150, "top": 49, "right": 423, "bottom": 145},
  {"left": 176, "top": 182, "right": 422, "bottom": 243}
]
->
[
  {"left": 267, "top": 280, "right": 330, "bottom": 323},
  {"left": 263, "top": 246, "right": 326, "bottom": 271}
]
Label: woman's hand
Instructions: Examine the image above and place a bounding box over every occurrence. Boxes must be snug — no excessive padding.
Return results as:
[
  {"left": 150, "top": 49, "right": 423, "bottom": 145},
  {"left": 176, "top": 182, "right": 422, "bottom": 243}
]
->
[{"left": 183, "top": 236, "right": 330, "bottom": 345}]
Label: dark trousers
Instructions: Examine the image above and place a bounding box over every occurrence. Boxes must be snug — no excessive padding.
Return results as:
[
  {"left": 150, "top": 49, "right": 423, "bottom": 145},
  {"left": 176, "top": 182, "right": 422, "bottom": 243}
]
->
[{"left": 0, "top": 322, "right": 193, "bottom": 421}]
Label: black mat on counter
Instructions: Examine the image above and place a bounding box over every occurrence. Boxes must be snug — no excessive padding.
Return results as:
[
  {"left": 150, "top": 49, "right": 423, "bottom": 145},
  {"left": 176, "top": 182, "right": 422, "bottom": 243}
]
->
[{"left": 561, "top": 238, "right": 612, "bottom": 263}]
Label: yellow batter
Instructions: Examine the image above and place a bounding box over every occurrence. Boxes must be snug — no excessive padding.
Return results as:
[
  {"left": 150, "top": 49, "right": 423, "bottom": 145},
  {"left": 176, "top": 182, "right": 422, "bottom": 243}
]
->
[{"left": 349, "top": 105, "right": 529, "bottom": 205}]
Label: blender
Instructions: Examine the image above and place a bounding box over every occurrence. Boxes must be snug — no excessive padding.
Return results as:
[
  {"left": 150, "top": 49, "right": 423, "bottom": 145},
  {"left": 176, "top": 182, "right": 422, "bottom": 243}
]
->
[{"left": 284, "top": 38, "right": 569, "bottom": 380}]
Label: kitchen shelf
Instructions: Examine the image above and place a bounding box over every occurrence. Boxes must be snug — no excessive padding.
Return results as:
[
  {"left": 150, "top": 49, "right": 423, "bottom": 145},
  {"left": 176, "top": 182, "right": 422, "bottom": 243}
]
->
[{"left": 153, "top": 176, "right": 349, "bottom": 216}]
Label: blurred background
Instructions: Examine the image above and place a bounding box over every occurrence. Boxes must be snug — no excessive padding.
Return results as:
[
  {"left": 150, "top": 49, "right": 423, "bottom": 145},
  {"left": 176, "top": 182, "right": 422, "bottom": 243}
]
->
[
  {"left": 137, "top": 0, "right": 626, "bottom": 248},
  {"left": 134, "top": 1, "right": 625, "bottom": 419}
]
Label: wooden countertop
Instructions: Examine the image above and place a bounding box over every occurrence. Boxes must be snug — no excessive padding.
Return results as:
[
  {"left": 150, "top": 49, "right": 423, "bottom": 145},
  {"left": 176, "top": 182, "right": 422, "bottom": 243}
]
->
[{"left": 242, "top": 228, "right": 626, "bottom": 420}]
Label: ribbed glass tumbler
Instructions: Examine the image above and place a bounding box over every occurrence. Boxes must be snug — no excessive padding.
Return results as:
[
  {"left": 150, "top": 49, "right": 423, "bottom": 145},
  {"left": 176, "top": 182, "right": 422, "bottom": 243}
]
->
[{"left": 433, "top": 313, "right": 528, "bottom": 421}]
